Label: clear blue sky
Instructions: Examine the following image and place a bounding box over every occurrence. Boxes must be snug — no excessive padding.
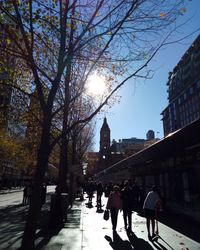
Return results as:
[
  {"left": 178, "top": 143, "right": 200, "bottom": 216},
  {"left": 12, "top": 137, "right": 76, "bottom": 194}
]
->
[{"left": 93, "top": 0, "right": 200, "bottom": 152}]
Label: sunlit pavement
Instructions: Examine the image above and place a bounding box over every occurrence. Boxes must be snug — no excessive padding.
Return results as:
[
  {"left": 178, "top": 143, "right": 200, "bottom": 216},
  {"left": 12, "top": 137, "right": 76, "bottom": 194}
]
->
[
  {"left": 0, "top": 189, "right": 199, "bottom": 249},
  {"left": 43, "top": 195, "right": 200, "bottom": 250}
]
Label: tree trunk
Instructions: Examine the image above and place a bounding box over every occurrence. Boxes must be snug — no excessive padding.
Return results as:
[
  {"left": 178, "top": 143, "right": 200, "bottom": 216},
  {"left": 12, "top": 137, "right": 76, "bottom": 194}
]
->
[
  {"left": 57, "top": 138, "right": 69, "bottom": 194},
  {"left": 50, "top": 138, "right": 69, "bottom": 227},
  {"left": 20, "top": 119, "right": 51, "bottom": 250},
  {"left": 57, "top": 57, "right": 72, "bottom": 194}
]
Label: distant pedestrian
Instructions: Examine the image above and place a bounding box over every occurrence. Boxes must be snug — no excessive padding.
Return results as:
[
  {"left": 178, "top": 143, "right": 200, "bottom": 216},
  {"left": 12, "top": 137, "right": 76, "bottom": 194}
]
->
[
  {"left": 22, "top": 185, "right": 28, "bottom": 205},
  {"left": 41, "top": 183, "right": 47, "bottom": 207},
  {"left": 77, "top": 186, "right": 84, "bottom": 201},
  {"left": 105, "top": 182, "right": 113, "bottom": 197},
  {"left": 132, "top": 181, "right": 140, "bottom": 211},
  {"left": 143, "top": 185, "right": 162, "bottom": 240},
  {"left": 96, "top": 182, "right": 104, "bottom": 211},
  {"left": 26, "top": 182, "right": 32, "bottom": 205},
  {"left": 106, "top": 185, "right": 122, "bottom": 231},
  {"left": 87, "top": 181, "right": 95, "bottom": 206},
  {"left": 121, "top": 180, "right": 134, "bottom": 231}
]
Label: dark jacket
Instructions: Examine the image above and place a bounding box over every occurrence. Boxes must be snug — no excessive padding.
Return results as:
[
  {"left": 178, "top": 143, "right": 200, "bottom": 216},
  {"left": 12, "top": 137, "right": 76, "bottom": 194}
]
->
[
  {"left": 121, "top": 186, "right": 134, "bottom": 211},
  {"left": 96, "top": 183, "right": 104, "bottom": 196}
]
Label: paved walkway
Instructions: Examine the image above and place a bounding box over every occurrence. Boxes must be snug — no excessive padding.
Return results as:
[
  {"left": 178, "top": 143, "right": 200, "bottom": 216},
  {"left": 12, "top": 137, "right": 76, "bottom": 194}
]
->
[{"left": 42, "top": 195, "right": 200, "bottom": 250}]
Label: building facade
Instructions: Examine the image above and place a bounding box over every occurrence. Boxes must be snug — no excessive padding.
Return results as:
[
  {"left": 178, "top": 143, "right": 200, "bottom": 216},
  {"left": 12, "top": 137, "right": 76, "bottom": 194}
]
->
[
  {"left": 113, "top": 137, "right": 145, "bottom": 154},
  {"left": 161, "top": 35, "right": 200, "bottom": 136}
]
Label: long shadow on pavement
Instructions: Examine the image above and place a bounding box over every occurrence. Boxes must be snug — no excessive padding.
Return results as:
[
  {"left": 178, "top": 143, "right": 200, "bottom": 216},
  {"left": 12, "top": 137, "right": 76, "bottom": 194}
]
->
[
  {"left": 105, "top": 230, "right": 156, "bottom": 250},
  {"left": 105, "top": 231, "right": 133, "bottom": 250},
  {"left": 126, "top": 230, "right": 155, "bottom": 250},
  {"left": 35, "top": 198, "right": 82, "bottom": 249},
  {"left": 155, "top": 210, "right": 200, "bottom": 243},
  {"left": 34, "top": 207, "right": 63, "bottom": 250},
  {"left": 0, "top": 204, "right": 28, "bottom": 249},
  {"left": 136, "top": 209, "right": 200, "bottom": 243},
  {"left": 150, "top": 236, "right": 172, "bottom": 250},
  {"left": 0, "top": 194, "right": 62, "bottom": 250}
]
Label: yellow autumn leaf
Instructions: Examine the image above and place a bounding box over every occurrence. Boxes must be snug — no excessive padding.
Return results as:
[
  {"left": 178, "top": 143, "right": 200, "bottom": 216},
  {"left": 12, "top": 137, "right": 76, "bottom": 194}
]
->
[
  {"left": 160, "top": 12, "right": 166, "bottom": 18},
  {"left": 66, "top": 22, "right": 71, "bottom": 29},
  {"left": 6, "top": 38, "right": 11, "bottom": 46}
]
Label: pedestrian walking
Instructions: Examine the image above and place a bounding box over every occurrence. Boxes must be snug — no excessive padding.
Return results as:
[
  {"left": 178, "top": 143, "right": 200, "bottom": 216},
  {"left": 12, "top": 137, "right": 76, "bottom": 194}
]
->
[
  {"left": 132, "top": 181, "right": 140, "bottom": 211},
  {"left": 104, "top": 182, "right": 113, "bottom": 197},
  {"left": 143, "top": 185, "right": 162, "bottom": 240},
  {"left": 41, "top": 183, "right": 47, "bottom": 207},
  {"left": 26, "top": 182, "right": 32, "bottom": 205},
  {"left": 106, "top": 185, "right": 122, "bottom": 231},
  {"left": 121, "top": 180, "right": 134, "bottom": 231},
  {"left": 96, "top": 182, "right": 104, "bottom": 211},
  {"left": 22, "top": 184, "right": 28, "bottom": 205},
  {"left": 87, "top": 181, "right": 95, "bottom": 207}
]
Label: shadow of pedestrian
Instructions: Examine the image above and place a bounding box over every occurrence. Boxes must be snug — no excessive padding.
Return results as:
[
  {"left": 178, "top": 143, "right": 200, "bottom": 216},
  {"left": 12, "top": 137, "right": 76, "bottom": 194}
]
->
[
  {"left": 105, "top": 231, "right": 133, "bottom": 250},
  {"left": 96, "top": 208, "right": 104, "bottom": 213},
  {"left": 85, "top": 202, "right": 93, "bottom": 208},
  {"left": 35, "top": 222, "right": 62, "bottom": 249},
  {"left": 158, "top": 210, "right": 200, "bottom": 243},
  {"left": 151, "top": 235, "right": 174, "bottom": 250},
  {"left": 126, "top": 230, "right": 154, "bottom": 250},
  {"left": 151, "top": 240, "right": 167, "bottom": 250}
]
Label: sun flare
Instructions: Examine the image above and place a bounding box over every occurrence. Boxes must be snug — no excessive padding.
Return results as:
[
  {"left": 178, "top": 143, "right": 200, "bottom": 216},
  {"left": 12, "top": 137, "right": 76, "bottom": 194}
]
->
[{"left": 86, "top": 72, "right": 106, "bottom": 96}]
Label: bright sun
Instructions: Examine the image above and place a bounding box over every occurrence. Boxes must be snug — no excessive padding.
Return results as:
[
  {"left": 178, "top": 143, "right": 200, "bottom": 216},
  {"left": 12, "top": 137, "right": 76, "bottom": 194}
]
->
[{"left": 86, "top": 72, "right": 106, "bottom": 96}]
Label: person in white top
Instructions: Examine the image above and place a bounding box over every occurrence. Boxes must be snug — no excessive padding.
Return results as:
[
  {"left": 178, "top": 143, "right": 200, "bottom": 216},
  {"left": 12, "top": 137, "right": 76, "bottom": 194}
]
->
[{"left": 143, "top": 186, "right": 162, "bottom": 240}]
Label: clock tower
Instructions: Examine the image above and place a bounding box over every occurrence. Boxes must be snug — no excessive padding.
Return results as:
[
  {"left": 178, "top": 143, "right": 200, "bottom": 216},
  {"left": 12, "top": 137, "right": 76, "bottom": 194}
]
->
[{"left": 99, "top": 117, "right": 111, "bottom": 169}]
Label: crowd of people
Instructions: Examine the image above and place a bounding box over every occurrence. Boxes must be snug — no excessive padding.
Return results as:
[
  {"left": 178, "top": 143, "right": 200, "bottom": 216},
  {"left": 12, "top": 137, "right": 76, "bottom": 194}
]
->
[
  {"left": 21, "top": 179, "right": 162, "bottom": 240},
  {"left": 84, "top": 180, "right": 162, "bottom": 241}
]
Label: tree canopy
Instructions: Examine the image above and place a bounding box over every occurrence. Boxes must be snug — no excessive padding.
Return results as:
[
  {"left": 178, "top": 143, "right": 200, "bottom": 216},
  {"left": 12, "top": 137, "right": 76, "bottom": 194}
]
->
[{"left": 0, "top": 0, "right": 194, "bottom": 249}]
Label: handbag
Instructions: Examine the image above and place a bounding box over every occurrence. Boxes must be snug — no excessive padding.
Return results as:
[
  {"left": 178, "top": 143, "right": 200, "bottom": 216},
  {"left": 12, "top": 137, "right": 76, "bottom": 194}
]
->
[{"left": 103, "top": 209, "right": 109, "bottom": 220}]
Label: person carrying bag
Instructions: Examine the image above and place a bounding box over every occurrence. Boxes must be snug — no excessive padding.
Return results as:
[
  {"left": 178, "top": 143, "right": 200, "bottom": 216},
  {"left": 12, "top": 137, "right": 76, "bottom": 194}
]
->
[
  {"left": 106, "top": 185, "right": 122, "bottom": 231},
  {"left": 103, "top": 209, "right": 109, "bottom": 220}
]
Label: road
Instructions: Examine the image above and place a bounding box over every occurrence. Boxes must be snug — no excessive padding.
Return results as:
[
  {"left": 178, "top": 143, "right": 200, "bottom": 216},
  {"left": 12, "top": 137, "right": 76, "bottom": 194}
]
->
[{"left": 0, "top": 185, "right": 56, "bottom": 209}]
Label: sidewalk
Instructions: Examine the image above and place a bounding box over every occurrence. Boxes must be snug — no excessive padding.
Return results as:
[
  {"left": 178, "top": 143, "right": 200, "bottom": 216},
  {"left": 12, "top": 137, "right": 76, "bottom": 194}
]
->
[
  {"left": 0, "top": 187, "right": 23, "bottom": 195},
  {"left": 42, "top": 195, "right": 200, "bottom": 250}
]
